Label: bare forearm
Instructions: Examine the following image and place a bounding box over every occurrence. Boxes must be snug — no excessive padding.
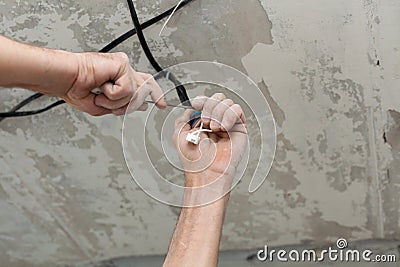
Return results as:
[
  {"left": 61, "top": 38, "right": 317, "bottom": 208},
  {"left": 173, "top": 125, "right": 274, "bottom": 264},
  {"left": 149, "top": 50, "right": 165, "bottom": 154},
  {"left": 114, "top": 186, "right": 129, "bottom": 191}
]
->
[
  {"left": 0, "top": 35, "right": 167, "bottom": 116},
  {"left": 163, "top": 173, "right": 232, "bottom": 267},
  {"left": 0, "top": 35, "right": 77, "bottom": 96},
  {"left": 163, "top": 199, "right": 228, "bottom": 267}
]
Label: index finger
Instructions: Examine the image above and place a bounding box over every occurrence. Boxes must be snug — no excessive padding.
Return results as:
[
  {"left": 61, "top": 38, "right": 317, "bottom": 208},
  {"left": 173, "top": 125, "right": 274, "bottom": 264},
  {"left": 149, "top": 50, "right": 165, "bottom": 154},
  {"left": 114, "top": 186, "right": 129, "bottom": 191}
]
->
[
  {"left": 221, "top": 104, "right": 247, "bottom": 133},
  {"left": 137, "top": 72, "right": 167, "bottom": 109},
  {"left": 191, "top": 95, "right": 208, "bottom": 111}
]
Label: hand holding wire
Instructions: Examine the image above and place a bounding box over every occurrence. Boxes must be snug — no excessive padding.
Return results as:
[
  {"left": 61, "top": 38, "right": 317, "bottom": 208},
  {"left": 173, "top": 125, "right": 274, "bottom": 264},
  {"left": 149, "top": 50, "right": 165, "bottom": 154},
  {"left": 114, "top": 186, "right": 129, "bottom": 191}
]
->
[
  {"left": 173, "top": 93, "right": 248, "bottom": 179},
  {"left": 60, "top": 53, "right": 166, "bottom": 116},
  {"left": 0, "top": 0, "right": 194, "bottom": 120}
]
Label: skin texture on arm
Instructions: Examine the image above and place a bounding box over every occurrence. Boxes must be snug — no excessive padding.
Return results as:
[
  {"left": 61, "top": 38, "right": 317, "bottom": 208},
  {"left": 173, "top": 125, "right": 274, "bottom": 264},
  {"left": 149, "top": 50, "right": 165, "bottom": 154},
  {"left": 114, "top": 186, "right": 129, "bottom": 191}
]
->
[
  {"left": 164, "top": 93, "right": 247, "bottom": 267},
  {"left": 0, "top": 35, "right": 166, "bottom": 116},
  {"left": 164, "top": 184, "right": 230, "bottom": 267}
]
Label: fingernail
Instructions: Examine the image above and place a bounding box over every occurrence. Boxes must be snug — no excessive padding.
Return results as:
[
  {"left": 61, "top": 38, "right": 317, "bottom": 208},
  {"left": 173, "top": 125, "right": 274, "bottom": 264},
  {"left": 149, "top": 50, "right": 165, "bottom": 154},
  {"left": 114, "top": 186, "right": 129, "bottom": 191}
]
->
[{"left": 210, "top": 121, "right": 219, "bottom": 129}]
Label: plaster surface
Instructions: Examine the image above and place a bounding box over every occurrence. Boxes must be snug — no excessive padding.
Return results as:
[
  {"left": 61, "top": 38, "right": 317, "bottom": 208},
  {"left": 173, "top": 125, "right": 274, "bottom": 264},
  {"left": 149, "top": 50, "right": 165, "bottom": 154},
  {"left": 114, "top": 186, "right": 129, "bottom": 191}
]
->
[{"left": 0, "top": 0, "right": 399, "bottom": 266}]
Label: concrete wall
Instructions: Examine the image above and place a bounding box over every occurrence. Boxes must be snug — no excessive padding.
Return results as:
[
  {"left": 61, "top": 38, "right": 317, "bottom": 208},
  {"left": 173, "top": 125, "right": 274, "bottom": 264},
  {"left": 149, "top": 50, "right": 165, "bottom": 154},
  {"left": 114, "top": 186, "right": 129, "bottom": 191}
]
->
[{"left": 0, "top": 0, "right": 399, "bottom": 266}]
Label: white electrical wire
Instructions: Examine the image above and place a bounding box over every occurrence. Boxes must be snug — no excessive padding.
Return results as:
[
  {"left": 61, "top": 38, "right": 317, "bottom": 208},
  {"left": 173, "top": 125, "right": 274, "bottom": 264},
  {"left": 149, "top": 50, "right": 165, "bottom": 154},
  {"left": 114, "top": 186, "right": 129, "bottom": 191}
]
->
[
  {"left": 192, "top": 122, "right": 212, "bottom": 136},
  {"left": 159, "top": 0, "right": 185, "bottom": 36}
]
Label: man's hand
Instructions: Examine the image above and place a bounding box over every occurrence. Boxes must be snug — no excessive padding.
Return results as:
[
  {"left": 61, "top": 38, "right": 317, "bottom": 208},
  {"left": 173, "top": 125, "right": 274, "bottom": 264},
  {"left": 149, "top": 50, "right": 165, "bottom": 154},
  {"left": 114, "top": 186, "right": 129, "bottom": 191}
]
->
[
  {"left": 0, "top": 35, "right": 166, "bottom": 116},
  {"left": 165, "top": 94, "right": 247, "bottom": 267},
  {"left": 59, "top": 52, "right": 166, "bottom": 116},
  {"left": 173, "top": 93, "right": 247, "bottom": 186}
]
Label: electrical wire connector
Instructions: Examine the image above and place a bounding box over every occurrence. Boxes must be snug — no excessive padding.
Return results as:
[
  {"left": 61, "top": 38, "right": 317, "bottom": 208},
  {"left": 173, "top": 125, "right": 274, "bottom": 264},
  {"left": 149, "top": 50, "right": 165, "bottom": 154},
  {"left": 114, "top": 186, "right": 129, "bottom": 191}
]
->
[
  {"left": 186, "top": 121, "right": 212, "bottom": 145},
  {"left": 186, "top": 132, "right": 201, "bottom": 145}
]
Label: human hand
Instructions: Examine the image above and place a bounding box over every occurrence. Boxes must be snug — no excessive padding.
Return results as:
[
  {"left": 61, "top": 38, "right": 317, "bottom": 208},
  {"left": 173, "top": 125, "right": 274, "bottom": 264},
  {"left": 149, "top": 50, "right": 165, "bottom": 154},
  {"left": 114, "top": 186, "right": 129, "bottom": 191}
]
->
[
  {"left": 60, "top": 52, "right": 166, "bottom": 116},
  {"left": 173, "top": 93, "right": 247, "bottom": 187}
]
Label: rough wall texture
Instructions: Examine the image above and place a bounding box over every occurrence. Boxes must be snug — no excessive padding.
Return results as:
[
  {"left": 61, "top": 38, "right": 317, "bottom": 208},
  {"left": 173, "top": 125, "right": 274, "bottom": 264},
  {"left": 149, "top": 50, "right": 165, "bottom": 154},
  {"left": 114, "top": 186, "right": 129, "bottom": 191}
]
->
[{"left": 0, "top": 0, "right": 399, "bottom": 266}]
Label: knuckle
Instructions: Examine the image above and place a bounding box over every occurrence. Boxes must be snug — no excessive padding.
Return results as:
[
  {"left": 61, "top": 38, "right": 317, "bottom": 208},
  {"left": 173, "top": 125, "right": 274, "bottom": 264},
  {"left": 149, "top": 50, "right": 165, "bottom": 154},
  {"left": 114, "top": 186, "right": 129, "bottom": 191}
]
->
[
  {"left": 107, "top": 92, "right": 120, "bottom": 101},
  {"left": 194, "top": 95, "right": 207, "bottom": 100},
  {"left": 192, "top": 96, "right": 206, "bottom": 108},
  {"left": 231, "top": 103, "right": 240, "bottom": 108},
  {"left": 223, "top": 99, "right": 234, "bottom": 106},
  {"left": 142, "top": 73, "right": 153, "bottom": 80},
  {"left": 231, "top": 104, "right": 242, "bottom": 113},
  {"left": 193, "top": 95, "right": 207, "bottom": 102},
  {"left": 107, "top": 87, "right": 126, "bottom": 100},
  {"left": 212, "top": 93, "right": 226, "bottom": 100},
  {"left": 116, "top": 52, "right": 129, "bottom": 63}
]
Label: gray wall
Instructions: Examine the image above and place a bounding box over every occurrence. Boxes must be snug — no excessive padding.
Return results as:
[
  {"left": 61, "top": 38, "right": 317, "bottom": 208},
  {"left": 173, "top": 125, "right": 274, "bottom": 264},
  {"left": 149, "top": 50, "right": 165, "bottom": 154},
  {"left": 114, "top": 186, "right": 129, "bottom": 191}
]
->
[{"left": 0, "top": 0, "right": 399, "bottom": 266}]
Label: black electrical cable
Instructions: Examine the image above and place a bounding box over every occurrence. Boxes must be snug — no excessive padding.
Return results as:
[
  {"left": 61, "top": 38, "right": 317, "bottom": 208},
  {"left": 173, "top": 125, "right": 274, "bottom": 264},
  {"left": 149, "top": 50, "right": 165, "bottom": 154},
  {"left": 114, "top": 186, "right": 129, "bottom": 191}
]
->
[
  {"left": 0, "top": 100, "right": 65, "bottom": 118},
  {"left": 126, "top": 0, "right": 191, "bottom": 106},
  {"left": 0, "top": 1, "right": 194, "bottom": 119},
  {"left": 0, "top": 92, "right": 62, "bottom": 119},
  {"left": 0, "top": 93, "right": 43, "bottom": 122},
  {"left": 0, "top": 0, "right": 194, "bottom": 119},
  {"left": 100, "top": 0, "right": 194, "bottom": 53}
]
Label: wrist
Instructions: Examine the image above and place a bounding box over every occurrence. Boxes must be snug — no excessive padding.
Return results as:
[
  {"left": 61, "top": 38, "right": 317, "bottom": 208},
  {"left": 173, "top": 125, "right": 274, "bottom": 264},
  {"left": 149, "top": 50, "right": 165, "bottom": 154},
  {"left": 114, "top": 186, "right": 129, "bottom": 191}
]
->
[
  {"left": 183, "top": 171, "right": 234, "bottom": 207},
  {"left": 184, "top": 167, "right": 236, "bottom": 187},
  {"left": 42, "top": 49, "right": 80, "bottom": 97},
  {"left": 23, "top": 48, "right": 80, "bottom": 98}
]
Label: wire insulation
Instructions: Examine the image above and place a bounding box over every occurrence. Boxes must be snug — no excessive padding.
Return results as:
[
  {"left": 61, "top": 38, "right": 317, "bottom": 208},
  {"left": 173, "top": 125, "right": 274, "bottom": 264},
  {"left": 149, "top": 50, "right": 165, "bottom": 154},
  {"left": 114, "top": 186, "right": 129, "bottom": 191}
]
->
[
  {"left": 159, "top": 0, "right": 185, "bottom": 36},
  {"left": 0, "top": 100, "right": 65, "bottom": 118},
  {"left": 0, "top": 93, "right": 44, "bottom": 122},
  {"left": 126, "top": 0, "right": 191, "bottom": 106},
  {"left": 100, "top": 0, "right": 194, "bottom": 53}
]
